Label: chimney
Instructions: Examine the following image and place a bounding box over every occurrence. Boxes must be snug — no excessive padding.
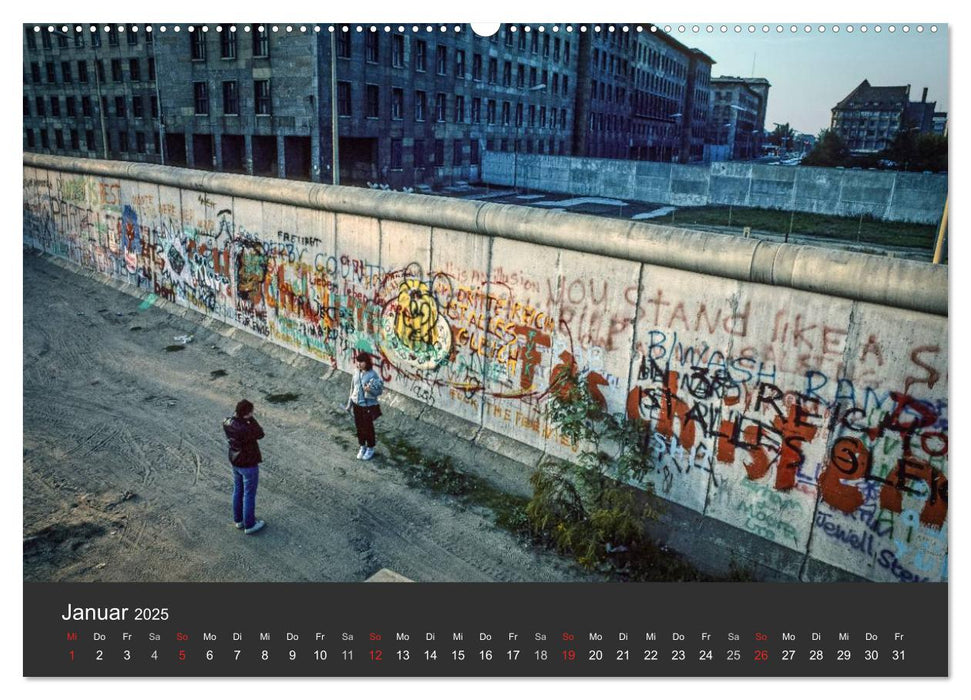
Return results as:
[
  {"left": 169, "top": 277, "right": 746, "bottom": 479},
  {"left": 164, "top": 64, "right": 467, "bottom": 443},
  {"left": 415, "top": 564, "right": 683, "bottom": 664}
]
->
[{"left": 922, "top": 87, "right": 928, "bottom": 103}]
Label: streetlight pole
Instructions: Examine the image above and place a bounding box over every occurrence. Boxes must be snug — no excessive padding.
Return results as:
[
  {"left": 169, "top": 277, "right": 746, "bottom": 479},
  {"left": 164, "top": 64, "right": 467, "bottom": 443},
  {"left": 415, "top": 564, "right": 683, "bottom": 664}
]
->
[
  {"left": 330, "top": 28, "right": 339, "bottom": 185},
  {"left": 513, "top": 82, "right": 545, "bottom": 192}
]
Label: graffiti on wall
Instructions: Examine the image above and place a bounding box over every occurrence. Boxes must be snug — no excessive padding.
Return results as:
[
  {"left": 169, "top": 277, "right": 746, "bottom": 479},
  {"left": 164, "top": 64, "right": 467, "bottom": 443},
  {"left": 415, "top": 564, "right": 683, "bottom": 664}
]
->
[{"left": 23, "top": 168, "right": 948, "bottom": 582}]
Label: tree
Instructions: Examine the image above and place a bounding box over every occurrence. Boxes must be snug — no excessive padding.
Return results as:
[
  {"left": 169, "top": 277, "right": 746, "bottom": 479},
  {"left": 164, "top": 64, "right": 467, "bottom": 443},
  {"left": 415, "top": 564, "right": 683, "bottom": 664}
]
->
[
  {"left": 769, "top": 122, "right": 795, "bottom": 152},
  {"left": 802, "top": 129, "right": 849, "bottom": 167},
  {"left": 884, "top": 129, "right": 947, "bottom": 172}
]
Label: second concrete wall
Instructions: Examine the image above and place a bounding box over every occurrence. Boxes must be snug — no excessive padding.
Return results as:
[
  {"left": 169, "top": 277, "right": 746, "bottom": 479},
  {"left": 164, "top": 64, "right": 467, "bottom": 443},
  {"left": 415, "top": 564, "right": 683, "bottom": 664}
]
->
[{"left": 482, "top": 152, "right": 947, "bottom": 224}]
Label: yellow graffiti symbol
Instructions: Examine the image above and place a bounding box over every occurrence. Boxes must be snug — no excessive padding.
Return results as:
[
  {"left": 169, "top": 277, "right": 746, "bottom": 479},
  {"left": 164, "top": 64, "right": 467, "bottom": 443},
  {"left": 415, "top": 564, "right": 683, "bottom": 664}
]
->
[{"left": 395, "top": 279, "right": 439, "bottom": 349}]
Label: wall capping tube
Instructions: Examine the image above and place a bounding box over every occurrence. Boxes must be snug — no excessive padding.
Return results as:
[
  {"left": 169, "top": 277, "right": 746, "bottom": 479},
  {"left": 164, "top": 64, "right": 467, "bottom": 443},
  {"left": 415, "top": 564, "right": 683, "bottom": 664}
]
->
[{"left": 24, "top": 153, "right": 947, "bottom": 317}]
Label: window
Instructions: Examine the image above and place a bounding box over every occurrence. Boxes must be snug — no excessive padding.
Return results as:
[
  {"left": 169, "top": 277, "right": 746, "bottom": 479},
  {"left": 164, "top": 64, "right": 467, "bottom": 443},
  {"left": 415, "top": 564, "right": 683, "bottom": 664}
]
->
[
  {"left": 415, "top": 40, "right": 426, "bottom": 71},
  {"left": 366, "top": 84, "right": 379, "bottom": 117},
  {"left": 41, "top": 31, "right": 51, "bottom": 49},
  {"left": 194, "top": 82, "right": 209, "bottom": 114},
  {"left": 108, "top": 28, "right": 119, "bottom": 46},
  {"left": 413, "top": 139, "right": 425, "bottom": 167},
  {"left": 487, "top": 99, "right": 496, "bottom": 124},
  {"left": 414, "top": 91, "right": 426, "bottom": 121},
  {"left": 222, "top": 81, "right": 238, "bottom": 115},
  {"left": 501, "top": 101, "right": 510, "bottom": 125},
  {"left": 337, "top": 82, "right": 351, "bottom": 116},
  {"left": 391, "top": 88, "right": 403, "bottom": 119},
  {"left": 434, "top": 139, "right": 444, "bottom": 166},
  {"left": 96, "top": 60, "right": 105, "bottom": 83},
  {"left": 66, "top": 96, "right": 76, "bottom": 117},
  {"left": 453, "top": 140, "right": 463, "bottom": 166},
  {"left": 553, "top": 73, "right": 559, "bottom": 94},
  {"left": 455, "top": 49, "right": 465, "bottom": 77},
  {"left": 129, "top": 58, "right": 140, "bottom": 81},
  {"left": 85, "top": 130, "right": 94, "bottom": 150},
  {"left": 23, "top": 96, "right": 31, "bottom": 117},
  {"left": 61, "top": 62, "right": 72, "bottom": 83},
  {"left": 436, "top": 45, "right": 447, "bottom": 75},
  {"left": 25, "top": 27, "right": 36, "bottom": 50},
  {"left": 78, "top": 61, "right": 88, "bottom": 83},
  {"left": 30, "top": 63, "right": 40, "bottom": 83},
  {"left": 505, "top": 26, "right": 514, "bottom": 46},
  {"left": 516, "top": 103, "right": 523, "bottom": 127},
  {"left": 472, "top": 54, "right": 482, "bottom": 80},
  {"left": 148, "top": 57, "right": 155, "bottom": 80},
  {"left": 114, "top": 95, "right": 125, "bottom": 117},
  {"left": 543, "top": 34, "right": 550, "bottom": 57},
  {"left": 50, "top": 97, "right": 60, "bottom": 117},
  {"left": 560, "top": 108, "right": 567, "bottom": 129},
  {"left": 118, "top": 130, "right": 128, "bottom": 152},
  {"left": 41, "top": 129, "right": 49, "bottom": 149},
  {"left": 530, "top": 67, "right": 537, "bottom": 86},
  {"left": 540, "top": 106, "right": 546, "bottom": 128},
  {"left": 136, "top": 132, "right": 146, "bottom": 153},
  {"left": 337, "top": 30, "right": 351, "bottom": 58},
  {"left": 554, "top": 37, "right": 561, "bottom": 61},
  {"left": 127, "top": 24, "right": 138, "bottom": 45},
  {"left": 145, "top": 28, "right": 152, "bottom": 45},
  {"left": 111, "top": 59, "right": 122, "bottom": 82},
  {"left": 435, "top": 93, "right": 446, "bottom": 121},
  {"left": 518, "top": 30, "right": 526, "bottom": 50},
  {"left": 471, "top": 97, "right": 481, "bottom": 123},
  {"left": 55, "top": 130, "right": 65, "bottom": 149},
  {"left": 255, "top": 80, "right": 271, "bottom": 115},
  {"left": 488, "top": 57, "right": 497, "bottom": 84},
  {"left": 132, "top": 95, "right": 143, "bottom": 118},
  {"left": 454, "top": 95, "right": 465, "bottom": 123},
  {"left": 220, "top": 25, "right": 236, "bottom": 58},
  {"left": 46, "top": 62, "right": 56, "bottom": 83},
  {"left": 530, "top": 31, "right": 538, "bottom": 53},
  {"left": 528, "top": 104, "right": 535, "bottom": 126},
  {"left": 82, "top": 96, "right": 92, "bottom": 116},
  {"left": 26, "top": 130, "right": 35, "bottom": 148},
  {"left": 390, "top": 138, "right": 402, "bottom": 168},
  {"left": 71, "top": 129, "right": 80, "bottom": 150},
  {"left": 392, "top": 34, "right": 404, "bottom": 67},
  {"left": 503, "top": 61, "right": 511, "bottom": 87},
  {"left": 191, "top": 27, "right": 206, "bottom": 60},
  {"left": 470, "top": 140, "right": 480, "bottom": 165},
  {"left": 365, "top": 32, "right": 378, "bottom": 63},
  {"left": 151, "top": 96, "right": 158, "bottom": 118},
  {"left": 563, "top": 76, "right": 569, "bottom": 94},
  {"left": 253, "top": 26, "right": 269, "bottom": 57}
]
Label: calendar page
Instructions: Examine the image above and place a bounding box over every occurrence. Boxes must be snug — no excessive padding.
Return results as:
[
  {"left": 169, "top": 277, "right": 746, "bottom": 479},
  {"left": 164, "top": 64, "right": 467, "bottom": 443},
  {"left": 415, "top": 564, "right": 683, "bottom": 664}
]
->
[{"left": 21, "top": 16, "right": 949, "bottom": 681}]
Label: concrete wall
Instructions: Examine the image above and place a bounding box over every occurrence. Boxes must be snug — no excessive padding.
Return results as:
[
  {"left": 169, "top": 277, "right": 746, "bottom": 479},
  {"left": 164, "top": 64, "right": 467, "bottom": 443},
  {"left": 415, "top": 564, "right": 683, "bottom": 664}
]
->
[
  {"left": 23, "top": 154, "right": 948, "bottom": 582},
  {"left": 482, "top": 151, "right": 948, "bottom": 224}
]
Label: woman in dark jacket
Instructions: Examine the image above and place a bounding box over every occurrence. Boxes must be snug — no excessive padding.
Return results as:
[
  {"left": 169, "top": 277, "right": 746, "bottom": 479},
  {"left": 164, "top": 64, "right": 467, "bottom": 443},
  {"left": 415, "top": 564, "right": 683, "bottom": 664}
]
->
[
  {"left": 345, "top": 352, "right": 384, "bottom": 461},
  {"left": 222, "top": 399, "right": 266, "bottom": 534}
]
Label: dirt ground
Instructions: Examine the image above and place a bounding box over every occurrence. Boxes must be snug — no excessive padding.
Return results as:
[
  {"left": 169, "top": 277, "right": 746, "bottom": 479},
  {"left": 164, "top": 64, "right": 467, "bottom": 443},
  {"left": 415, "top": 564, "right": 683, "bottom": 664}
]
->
[{"left": 22, "top": 252, "right": 598, "bottom": 583}]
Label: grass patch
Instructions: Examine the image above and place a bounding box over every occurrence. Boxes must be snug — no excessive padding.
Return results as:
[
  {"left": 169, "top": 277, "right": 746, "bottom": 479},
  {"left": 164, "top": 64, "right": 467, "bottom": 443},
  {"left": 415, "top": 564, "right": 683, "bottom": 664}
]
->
[
  {"left": 663, "top": 205, "right": 937, "bottom": 250},
  {"left": 265, "top": 392, "right": 300, "bottom": 404},
  {"left": 384, "top": 436, "right": 530, "bottom": 536},
  {"left": 164, "top": 345, "right": 186, "bottom": 352},
  {"left": 210, "top": 369, "right": 228, "bottom": 379}
]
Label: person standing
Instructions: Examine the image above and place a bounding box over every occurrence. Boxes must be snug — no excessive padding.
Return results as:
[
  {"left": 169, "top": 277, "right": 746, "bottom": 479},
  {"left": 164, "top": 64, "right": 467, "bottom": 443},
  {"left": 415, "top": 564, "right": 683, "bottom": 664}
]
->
[
  {"left": 345, "top": 352, "right": 384, "bottom": 461},
  {"left": 223, "top": 399, "right": 266, "bottom": 534}
]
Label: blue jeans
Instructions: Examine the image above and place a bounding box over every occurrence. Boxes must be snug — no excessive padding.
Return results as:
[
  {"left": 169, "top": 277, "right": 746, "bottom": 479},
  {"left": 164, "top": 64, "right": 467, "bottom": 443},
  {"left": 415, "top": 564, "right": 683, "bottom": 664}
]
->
[{"left": 232, "top": 465, "right": 260, "bottom": 529}]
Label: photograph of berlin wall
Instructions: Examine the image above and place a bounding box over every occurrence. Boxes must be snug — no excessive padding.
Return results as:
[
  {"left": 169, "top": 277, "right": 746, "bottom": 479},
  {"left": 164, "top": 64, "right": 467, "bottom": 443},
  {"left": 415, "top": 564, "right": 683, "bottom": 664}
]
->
[{"left": 23, "top": 22, "right": 948, "bottom": 584}]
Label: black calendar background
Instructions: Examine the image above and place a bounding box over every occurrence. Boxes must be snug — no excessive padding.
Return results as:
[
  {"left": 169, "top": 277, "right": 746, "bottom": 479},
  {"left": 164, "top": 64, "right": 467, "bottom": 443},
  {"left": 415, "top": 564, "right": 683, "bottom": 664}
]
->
[{"left": 23, "top": 582, "right": 947, "bottom": 677}]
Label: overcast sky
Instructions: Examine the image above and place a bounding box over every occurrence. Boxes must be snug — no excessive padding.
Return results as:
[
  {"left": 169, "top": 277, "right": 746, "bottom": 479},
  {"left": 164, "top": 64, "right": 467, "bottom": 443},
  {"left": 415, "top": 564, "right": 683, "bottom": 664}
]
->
[{"left": 667, "top": 24, "right": 949, "bottom": 136}]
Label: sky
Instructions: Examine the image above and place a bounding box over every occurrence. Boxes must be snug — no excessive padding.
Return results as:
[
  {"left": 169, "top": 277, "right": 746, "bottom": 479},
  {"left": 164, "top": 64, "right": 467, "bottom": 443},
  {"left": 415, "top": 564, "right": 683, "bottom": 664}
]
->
[{"left": 658, "top": 23, "right": 949, "bottom": 136}]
